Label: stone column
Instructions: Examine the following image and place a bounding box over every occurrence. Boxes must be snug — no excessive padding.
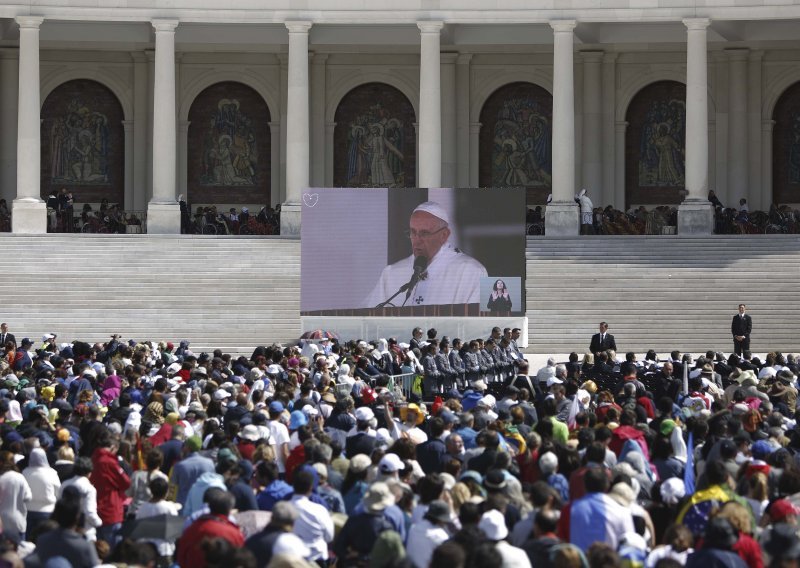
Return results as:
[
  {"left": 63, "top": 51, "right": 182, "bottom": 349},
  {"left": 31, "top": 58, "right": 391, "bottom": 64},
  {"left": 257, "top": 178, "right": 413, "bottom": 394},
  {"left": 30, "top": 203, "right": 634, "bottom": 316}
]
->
[
  {"left": 418, "top": 21, "right": 443, "bottom": 189},
  {"left": 12, "top": 16, "right": 45, "bottom": 233},
  {"left": 0, "top": 49, "right": 19, "bottom": 207},
  {"left": 747, "top": 51, "right": 763, "bottom": 210},
  {"left": 131, "top": 51, "right": 148, "bottom": 211},
  {"left": 177, "top": 120, "right": 190, "bottom": 203},
  {"left": 678, "top": 18, "right": 713, "bottom": 234},
  {"left": 269, "top": 121, "right": 281, "bottom": 207},
  {"left": 614, "top": 121, "right": 628, "bottom": 211},
  {"left": 469, "top": 122, "right": 481, "bottom": 187},
  {"left": 581, "top": 50, "right": 603, "bottom": 200},
  {"left": 726, "top": 48, "right": 748, "bottom": 207},
  {"left": 278, "top": 54, "right": 288, "bottom": 204},
  {"left": 545, "top": 20, "right": 579, "bottom": 236},
  {"left": 281, "top": 21, "right": 311, "bottom": 236},
  {"left": 762, "top": 119, "right": 774, "bottom": 209},
  {"left": 455, "top": 54, "right": 472, "bottom": 187},
  {"left": 441, "top": 53, "right": 457, "bottom": 187},
  {"left": 602, "top": 53, "right": 618, "bottom": 208},
  {"left": 148, "top": 20, "right": 180, "bottom": 234},
  {"left": 123, "top": 120, "right": 135, "bottom": 210},
  {"left": 310, "top": 53, "right": 327, "bottom": 188},
  {"left": 325, "top": 121, "right": 336, "bottom": 186}
]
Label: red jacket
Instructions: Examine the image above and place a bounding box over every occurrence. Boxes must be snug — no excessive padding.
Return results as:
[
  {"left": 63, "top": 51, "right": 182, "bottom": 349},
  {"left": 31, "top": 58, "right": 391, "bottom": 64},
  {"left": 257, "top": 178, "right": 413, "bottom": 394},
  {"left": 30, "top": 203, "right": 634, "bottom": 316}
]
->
[
  {"left": 177, "top": 514, "right": 245, "bottom": 568},
  {"left": 609, "top": 425, "right": 650, "bottom": 460},
  {"left": 90, "top": 447, "right": 131, "bottom": 525}
]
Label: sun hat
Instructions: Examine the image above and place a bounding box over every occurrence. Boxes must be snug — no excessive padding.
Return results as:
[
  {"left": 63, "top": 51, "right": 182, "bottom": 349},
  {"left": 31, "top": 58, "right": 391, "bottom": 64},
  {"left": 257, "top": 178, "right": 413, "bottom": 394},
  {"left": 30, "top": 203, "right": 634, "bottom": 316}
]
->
[
  {"left": 240, "top": 424, "right": 260, "bottom": 442},
  {"left": 289, "top": 410, "right": 308, "bottom": 430},
  {"left": 363, "top": 482, "right": 395, "bottom": 513},
  {"left": 478, "top": 509, "right": 508, "bottom": 541},
  {"left": 349, "top": 454, "right": 372, "bottom": 474},
  {"left": 424, "top": 500, "right": 452, "bottom": 524}
]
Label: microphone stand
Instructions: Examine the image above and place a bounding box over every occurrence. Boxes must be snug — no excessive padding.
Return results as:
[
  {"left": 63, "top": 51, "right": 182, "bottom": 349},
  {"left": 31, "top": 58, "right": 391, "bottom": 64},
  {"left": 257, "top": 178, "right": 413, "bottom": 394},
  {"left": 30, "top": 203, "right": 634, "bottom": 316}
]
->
[{"left": 375, "top": 279, "right": 416, "bottom": 309}]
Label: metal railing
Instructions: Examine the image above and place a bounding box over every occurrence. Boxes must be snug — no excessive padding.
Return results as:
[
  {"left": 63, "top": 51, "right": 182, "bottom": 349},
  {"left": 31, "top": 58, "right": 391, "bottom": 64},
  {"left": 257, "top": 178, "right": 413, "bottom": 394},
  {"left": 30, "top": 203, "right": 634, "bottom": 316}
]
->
[{"left": 47, "top": 208, "right": 147, "bottom": 234}]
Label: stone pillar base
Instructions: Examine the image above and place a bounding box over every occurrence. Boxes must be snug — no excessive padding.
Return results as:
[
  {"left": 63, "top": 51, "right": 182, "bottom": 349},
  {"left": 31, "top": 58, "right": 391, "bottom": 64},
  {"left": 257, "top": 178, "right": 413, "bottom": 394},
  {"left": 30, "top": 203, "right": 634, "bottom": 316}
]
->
[
  {"left": 146, "top": 201, "right": 180, "bottom": 234},
  {"left": 544, "top": 202, "right": 580, "bottom": 237},
  {"left": 11, "top": 199, "right": 47, "bottom": 234},
  {"left": 678, "top": 199, "right": 714, "bottom": 235},
  {"left": 280, "top": 202, "right": 301, "bottom": 236}
]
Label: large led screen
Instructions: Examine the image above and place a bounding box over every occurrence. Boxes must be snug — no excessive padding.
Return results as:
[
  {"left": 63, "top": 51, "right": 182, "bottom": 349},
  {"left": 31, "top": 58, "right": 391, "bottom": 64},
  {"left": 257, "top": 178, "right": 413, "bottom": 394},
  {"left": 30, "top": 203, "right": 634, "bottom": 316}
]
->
[{"left": 301, "top": 188, "right": 526, "bottom": 317}]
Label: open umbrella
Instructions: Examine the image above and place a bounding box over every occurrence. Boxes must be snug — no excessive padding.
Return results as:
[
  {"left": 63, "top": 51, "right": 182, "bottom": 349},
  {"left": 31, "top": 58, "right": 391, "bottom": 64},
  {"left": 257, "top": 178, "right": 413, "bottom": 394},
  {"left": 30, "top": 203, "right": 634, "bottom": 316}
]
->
[
  {"left": 300, "top": 330, "right": 339, "bottom": 340},
  {"left": 121, "top": 514, "right": 185, "bottom": 542},
  {"left": 234, "top": 510, "right": 272, "bottom": 539}
]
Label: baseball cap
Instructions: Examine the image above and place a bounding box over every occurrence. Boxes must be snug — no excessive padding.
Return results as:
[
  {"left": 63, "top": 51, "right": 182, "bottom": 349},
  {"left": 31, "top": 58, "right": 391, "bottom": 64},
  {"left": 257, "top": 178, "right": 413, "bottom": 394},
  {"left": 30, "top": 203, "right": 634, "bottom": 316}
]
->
[
  {"left": 378, "top": 453, "right": 404, "bottom": 474},
  {"left": 269, "top": 401, "right": 285, "bottom": 414}
]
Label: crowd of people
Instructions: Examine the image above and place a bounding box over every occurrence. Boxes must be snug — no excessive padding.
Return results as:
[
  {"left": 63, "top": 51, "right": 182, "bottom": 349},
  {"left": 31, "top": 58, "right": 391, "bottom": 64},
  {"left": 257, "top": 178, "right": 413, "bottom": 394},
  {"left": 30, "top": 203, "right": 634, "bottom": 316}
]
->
[
  {"left": 1, "top": 326, "right": 800, "bottom": 568},
  {"left": 526, "top": 191, "right": 800, "bottom": 236}
]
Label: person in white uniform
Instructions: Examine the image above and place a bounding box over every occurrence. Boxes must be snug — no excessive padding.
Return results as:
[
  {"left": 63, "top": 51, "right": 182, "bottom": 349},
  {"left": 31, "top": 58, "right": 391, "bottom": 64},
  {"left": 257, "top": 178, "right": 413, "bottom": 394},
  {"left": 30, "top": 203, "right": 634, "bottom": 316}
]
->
[{"left": 364, "top": 201, "right": 488, "bottom": 308}]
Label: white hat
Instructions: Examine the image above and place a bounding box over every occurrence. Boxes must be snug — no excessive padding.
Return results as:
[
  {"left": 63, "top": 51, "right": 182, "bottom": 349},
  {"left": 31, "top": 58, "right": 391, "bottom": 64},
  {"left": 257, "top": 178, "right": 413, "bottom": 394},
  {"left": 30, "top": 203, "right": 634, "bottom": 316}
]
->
[
  {"left": 413, "top": 201, "right": 450, "bottom": 226},
  {"left": 302, "top": 404, "right": 319, "bottom": 418},
  {"left": 240, "top": 424, "right": 260, "bottom": 442},
  {"left": 355, "top": 407, "right": 375, "bottom": 422},
  {"left": 349, "top": 454, "right": 372, "bottom": 474},
  {"left": 194, "top": 366, "right": 208, "bottom": 376},
  {"left": 546, "top": 376, "right": 563, "bottom": 387},
  {"left": 470, "top": 379, "right": 488, "bottom": 392},
  {"left": 478, "top": 510, "right": 508, "bottom": 541},
  {"left": 42, "top": 333, "right": 56, "bottom": 341},
  {"left": 378, "top": 453, "right": 404, "bottom": 473},
  {"left": 478, "top": 394, "right": 496, "bottom": 409},
  {"left": 167, "top": 362, "right": 182, "bottom": 374},
  {"left": 213, "top": 389, "right": 231, "bottom": 401}
]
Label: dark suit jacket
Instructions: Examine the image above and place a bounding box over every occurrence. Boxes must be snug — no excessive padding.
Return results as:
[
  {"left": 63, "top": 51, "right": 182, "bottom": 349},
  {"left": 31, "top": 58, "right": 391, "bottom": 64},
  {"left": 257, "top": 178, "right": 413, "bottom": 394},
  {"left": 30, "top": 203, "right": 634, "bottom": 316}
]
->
[
  {"left": 731, "top": 314, "right": 752, "bottom": 338},
  {"left": 345, "top": 432, "right": 377, "bottom": 459},
  {"left": 0, "top": 333, "right": 16, "bottom": 348},
  {"left": 590, "top": 333, "right": 617, "bottom": 354}
]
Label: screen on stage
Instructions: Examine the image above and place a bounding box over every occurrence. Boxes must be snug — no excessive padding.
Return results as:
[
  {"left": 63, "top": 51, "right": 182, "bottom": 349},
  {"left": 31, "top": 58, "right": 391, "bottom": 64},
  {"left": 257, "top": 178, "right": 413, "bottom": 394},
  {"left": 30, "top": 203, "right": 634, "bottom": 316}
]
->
[{"left": 301, "top": 188, "right": 526, "bottom": 317}]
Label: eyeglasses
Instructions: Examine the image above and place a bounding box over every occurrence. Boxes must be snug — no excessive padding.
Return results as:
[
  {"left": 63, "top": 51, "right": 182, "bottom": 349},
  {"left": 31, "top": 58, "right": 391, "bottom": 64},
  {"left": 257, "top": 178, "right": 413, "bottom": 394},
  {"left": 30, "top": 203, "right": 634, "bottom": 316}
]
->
[{"left": 405, "top": 226, "right": 447, "bottom": 240}]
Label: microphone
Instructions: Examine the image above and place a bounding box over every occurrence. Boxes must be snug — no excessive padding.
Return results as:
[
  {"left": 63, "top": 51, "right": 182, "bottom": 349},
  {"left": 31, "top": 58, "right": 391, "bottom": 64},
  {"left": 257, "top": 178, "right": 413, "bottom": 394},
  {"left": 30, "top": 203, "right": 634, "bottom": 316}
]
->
[
  {"left": 375, "top": 255, "right": 428, "bottom": 309},
  {"left": 402, "top": 255, "right": 428, "bottom": 304}
]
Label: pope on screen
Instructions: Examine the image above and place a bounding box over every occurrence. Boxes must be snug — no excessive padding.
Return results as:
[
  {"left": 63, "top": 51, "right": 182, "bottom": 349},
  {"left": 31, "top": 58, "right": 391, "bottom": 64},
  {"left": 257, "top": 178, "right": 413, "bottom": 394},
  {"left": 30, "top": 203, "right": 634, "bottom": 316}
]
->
[{"left": 364, "top": 201, "right": 488, "bottom": 308}]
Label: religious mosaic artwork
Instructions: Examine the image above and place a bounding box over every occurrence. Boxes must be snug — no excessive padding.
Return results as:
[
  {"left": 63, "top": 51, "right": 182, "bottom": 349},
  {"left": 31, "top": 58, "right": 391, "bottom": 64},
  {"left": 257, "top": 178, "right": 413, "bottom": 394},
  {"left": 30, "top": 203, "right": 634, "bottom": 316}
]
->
[
  {"left": 479, "top": 82, "right": 553, "bottom": 205},
  {"left": 346, "top": 109, "right": 405, "bottom": 187},
  {"left": 334, "top": 83, "right": 416, "bottom": 188},
  {"left": 491, "top": 98, "right": 552, "bottom": 188},
  {"left": 40, "top": 79, "right": 124, "bottom": 203},
  {"left": 188, "top": 82, "right": 270, "bottom": 204},
  {"left": 625, "top": 81, "right": 687, "bottom": 206},
  {"left": 637, "top": 99, "right": 686, "bottom": 187},
  {"left": 49, "top": 100, "right": 110, "bottom": 184},
  {"left": 772, "top": 82, "right": 800, "bottom": 204},
  {"left": 199, "top": 99, "right": 258, "bottom": 186}
]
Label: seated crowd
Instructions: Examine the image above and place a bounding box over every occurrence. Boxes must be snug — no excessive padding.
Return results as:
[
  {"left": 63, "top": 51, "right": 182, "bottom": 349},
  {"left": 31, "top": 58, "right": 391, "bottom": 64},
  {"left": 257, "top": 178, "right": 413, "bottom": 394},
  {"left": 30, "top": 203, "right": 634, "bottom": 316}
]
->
[{"left": 1, "top": 330, "right": 800, "bottom": 568}]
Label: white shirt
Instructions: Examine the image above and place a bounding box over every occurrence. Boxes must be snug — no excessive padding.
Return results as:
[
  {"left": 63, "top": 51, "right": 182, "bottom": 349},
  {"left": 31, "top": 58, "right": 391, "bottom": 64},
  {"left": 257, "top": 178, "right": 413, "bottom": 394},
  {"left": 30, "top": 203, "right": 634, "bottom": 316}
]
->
[
  {"left": 407, "top": 520, "right": 449, "bottom": 568},
  {"left": 269, "top": 420, "right": 290, "bottom": 473},
  {"left": 290, "top": 495, "right": 334, "bottom": 561},
  {"left": 59, "top": 475, "right": 102, "bottom": 541},
  {"left": 0, "top": 470, "right": 31, "bottom": 535},
  {"left": 136, "top": 500, "right": 181, "bottom": 557},
  {"left": 364, "top": 244, "right": 488, "bottom": 308},
  {"left": 495, "top": 541, "right": 533, "bottom": 568}
]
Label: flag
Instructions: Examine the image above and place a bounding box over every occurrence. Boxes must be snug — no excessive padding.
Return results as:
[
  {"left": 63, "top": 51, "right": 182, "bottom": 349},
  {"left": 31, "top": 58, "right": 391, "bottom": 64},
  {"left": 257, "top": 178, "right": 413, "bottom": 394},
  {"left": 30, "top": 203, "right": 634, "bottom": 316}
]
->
[{"left": 684, "top": 431, "right": 696, "bottom": 495}]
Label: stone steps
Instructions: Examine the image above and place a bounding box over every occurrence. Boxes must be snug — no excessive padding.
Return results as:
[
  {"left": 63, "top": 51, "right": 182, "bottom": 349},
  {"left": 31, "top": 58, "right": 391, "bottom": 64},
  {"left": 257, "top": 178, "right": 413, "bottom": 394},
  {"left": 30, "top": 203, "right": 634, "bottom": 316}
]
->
[
  {"left": 0, "top": 234, "right": 301, "bottom": 354},
  {"left": 524, "top": 235, "right": 800, "bottom": 354}
]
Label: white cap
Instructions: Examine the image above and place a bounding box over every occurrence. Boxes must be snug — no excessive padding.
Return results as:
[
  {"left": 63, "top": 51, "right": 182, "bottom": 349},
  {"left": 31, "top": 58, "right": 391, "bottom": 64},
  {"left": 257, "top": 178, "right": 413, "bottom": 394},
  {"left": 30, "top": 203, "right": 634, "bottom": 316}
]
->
[
  {"left": 213, "top": 389, "right": 231, "bottom": 401},
  {"left": 546, "top": 376, "right": 563, "bottom": 387},
  {"left": 378, "top": 453, "right": 404, "bottom": 473},
  {"left": 412, "top": 201, "right": 450, "bottom": 225},
  {"left": 478, "top": 394, "right": 496, "bottom": 409},
  {"left": 355, "top": 407, "right": 375, "bottom": 422}
]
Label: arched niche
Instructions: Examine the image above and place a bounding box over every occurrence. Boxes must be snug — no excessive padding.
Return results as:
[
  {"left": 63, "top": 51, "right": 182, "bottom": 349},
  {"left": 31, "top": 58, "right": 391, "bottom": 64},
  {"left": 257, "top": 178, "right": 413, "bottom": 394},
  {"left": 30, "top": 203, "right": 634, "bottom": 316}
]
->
[
  {"left": 332, "top": 82, "right": 416, "bottom": 188},
  {"left": 187, "top": 81, "right": 271, "bottom": 205},
  {"left": 40, "top": 79, "right": 124, "bottom": 204},
  {"left": 624, "top": 80, "right": 686, "bottom": 207},
  {"left": 772, "top": 81, "right": 800, "bottom": 205},
  {"left": 478, "top": 82, "right": 552, "bottom": 205}
]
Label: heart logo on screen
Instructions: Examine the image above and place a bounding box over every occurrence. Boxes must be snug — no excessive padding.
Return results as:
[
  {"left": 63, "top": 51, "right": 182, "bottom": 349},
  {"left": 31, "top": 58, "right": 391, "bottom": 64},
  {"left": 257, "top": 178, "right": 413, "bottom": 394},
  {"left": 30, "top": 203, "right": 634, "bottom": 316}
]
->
[{"left": 302, "top": 193, "right": 319, "bottom": 208}]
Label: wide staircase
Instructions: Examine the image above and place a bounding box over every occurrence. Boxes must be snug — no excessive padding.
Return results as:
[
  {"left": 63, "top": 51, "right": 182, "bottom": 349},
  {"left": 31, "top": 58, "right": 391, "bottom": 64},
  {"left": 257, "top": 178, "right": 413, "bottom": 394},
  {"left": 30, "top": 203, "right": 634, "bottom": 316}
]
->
[
  {"left": 525, "top": 235, "right": 800, "bottom": 355},
  {"left": 0, "top": 234, "right": 301, "bottom": 354}
]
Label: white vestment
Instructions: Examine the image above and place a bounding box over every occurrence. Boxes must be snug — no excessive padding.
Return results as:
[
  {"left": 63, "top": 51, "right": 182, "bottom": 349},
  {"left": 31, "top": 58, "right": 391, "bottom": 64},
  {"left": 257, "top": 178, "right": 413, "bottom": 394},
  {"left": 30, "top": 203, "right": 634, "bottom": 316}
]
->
[{"left": 364, "top": 244, "right": 488, "bottom": 308}]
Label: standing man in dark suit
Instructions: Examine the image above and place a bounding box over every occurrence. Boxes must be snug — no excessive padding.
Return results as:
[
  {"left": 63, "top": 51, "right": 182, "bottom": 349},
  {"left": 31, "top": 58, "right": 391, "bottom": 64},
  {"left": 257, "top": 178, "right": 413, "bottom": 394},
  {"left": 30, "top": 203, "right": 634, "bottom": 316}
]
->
[
  {"left": 0, "top": 323, "right": 16, "bottom": 349},
  {"left": 731, "top": 304, "right": 752, "bottom": 355},
  {"left": 589, "top": 322, "right": 617, "bottom": 357}
]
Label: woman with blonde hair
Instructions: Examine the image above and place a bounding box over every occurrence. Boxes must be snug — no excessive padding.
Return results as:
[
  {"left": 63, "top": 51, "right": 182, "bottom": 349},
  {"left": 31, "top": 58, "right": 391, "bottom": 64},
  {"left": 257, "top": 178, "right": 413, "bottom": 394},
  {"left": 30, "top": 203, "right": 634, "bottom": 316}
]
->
[{"left": 715, "top": 501, "right": 762, "bottom": 568}]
